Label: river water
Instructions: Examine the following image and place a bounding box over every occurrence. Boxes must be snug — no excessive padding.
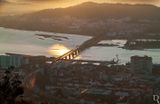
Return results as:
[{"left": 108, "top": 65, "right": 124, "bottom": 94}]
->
[
  {"left": 0, "top": 27, "right": 91, "bottom": 57},
  {"left": 0, "top": 27, "right": 160, "bottom": 64}
]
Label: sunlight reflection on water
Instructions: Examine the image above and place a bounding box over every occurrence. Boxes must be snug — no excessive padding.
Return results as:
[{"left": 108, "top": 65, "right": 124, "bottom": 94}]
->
[{"left": 48, "top": 44, "right": 70, "bottom": 57}]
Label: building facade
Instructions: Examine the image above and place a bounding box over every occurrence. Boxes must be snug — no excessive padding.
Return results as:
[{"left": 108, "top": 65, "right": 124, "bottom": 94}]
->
[
  {"left": 131, "top": 56, "right": 152, "bottom": 74},
  {"left": 0, "top": 55, "right": 29, "bottom": 69}
]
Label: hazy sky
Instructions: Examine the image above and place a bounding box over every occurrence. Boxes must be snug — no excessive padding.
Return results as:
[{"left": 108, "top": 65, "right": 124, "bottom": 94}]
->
[
  {"left": 4, "top": 0, "right": 160, "bottom": 6},
  {"left": 0, "top": 0, "right": 160, "bottom": 16},
  {"left": 5, "top": 0, "right": 160, "bottom": 4}
]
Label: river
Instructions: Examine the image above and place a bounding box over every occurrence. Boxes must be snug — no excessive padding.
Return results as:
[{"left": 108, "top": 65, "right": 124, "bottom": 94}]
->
[
  {"left": 0, "top": 27, "right": 160, "bottom": 64},
  {"left": 0, "top": 27, "right": 91, "bottom": 57}
]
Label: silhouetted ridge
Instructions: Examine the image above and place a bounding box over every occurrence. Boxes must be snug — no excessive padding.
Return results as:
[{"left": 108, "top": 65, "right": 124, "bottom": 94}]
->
[
  {"left": 23, "top": 2, "right": 160, "bottom": 20},
  {"left": 0, "top": 2, "right": 160, "bottom": 37}
]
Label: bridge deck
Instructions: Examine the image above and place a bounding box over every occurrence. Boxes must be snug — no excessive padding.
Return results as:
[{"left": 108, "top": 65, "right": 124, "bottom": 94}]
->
[{"left": 55, "top": 35, "right": 107, "bottom": 62}]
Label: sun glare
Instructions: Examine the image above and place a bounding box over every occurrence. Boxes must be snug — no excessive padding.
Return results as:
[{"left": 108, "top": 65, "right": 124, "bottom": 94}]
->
[{"left": 48, "top": 44, "right": 70, "bottom": 57}]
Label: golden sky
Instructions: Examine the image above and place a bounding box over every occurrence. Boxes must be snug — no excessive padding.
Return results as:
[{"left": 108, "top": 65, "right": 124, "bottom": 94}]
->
[
  {"left": 0, "top": 0, "right": 160, "bottom": 16},
  {"left": 5, "top": 0, "right": 160, "bottom": 6},
  {"left": 7, "top": 0, "right": 160, "bottom": 4}
]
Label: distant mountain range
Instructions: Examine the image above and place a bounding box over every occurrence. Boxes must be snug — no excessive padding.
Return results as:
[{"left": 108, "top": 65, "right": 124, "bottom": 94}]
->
[
  {"left": 0, "top": 2, "right": 160, "bottom": 38},
  {"left": 34, "top": 2, "right": 160, "bottom": 20}
]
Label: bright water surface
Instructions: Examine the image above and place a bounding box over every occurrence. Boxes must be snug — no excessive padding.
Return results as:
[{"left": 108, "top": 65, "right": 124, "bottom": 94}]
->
[{"left": 0, "top": 27, "right": 160, "bottom": 64}]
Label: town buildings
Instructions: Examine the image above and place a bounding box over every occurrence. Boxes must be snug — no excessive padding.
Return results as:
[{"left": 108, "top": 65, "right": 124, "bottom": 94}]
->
[
  {"left": 0, "top": 53, "right": 47, "bottom": 69},
  {"left": 130, "top": 56, "right": 152, "bottom": 74},
  {"left": 0, "top": 55, "right": 29, "bottom": 69}
]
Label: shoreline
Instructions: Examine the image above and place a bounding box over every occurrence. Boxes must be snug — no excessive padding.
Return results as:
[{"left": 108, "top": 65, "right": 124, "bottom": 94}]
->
[{"left": 1, "top": 26, "right": 160, "bottom": 40}]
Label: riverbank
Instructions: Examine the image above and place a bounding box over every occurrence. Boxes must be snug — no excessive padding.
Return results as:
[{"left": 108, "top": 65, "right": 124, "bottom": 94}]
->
[{"left": 124, "top": 39, "right": 160, "bottom": 50}]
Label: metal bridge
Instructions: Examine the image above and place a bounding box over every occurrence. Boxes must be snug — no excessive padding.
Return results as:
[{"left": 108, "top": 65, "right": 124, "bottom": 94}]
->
[
  {"left": 55, "top": 35, "right": 107, "bottom": 62},
  {"left": 55, "top": 48, "right": 80, "bottom": 61}
]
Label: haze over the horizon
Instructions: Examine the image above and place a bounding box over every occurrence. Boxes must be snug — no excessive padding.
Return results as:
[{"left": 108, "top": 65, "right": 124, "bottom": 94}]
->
[
  {"left": 0, "top": 0, "right": 160, "bottom": 16},
  {"left": 5, "top": 0, "right": 160, "bottom": 5}
]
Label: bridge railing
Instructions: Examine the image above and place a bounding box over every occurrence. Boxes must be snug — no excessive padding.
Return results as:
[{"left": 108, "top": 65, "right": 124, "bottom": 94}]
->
[{"left": 55, "top": 48, "right": 80, "bottom": 61}]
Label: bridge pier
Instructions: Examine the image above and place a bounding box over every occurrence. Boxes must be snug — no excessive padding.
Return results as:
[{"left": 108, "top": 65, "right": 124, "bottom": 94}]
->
[
  {"left": 69, "top": 54, "right": 72, "bottom": 60},
  {"left": 71, "top": 54, "right": 74, "bottom": 59},
  {"left": 72, "top": 52, "right": 76, "bottom": 58}
]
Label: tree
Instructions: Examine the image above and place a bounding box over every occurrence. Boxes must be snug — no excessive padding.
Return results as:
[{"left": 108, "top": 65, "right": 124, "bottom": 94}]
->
[{"left": 0, "top": 70, "right": 24, "bottom": 104}]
